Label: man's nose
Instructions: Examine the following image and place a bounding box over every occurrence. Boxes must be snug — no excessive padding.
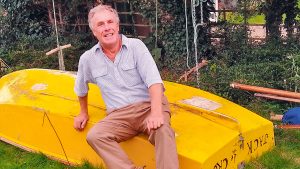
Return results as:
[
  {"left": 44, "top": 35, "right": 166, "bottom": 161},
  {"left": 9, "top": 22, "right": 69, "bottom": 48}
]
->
[{"left": 103, "top": 23, "right": 110, "bottom": 30}]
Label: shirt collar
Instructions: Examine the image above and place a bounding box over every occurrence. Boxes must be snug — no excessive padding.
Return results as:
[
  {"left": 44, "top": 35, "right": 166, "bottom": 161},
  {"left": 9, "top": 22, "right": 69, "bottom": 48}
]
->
[{"left": 93, "top": 34, "right": 129, "bottom": 53}]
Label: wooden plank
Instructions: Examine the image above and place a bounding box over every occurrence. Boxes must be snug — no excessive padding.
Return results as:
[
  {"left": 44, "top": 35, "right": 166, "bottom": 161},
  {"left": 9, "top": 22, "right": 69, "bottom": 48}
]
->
[
  {"left": 46, "top": 44, "right": 72, "bottom": 56},
  {"left": 230, "top": 83, "right": 300, "bottom": 99}
]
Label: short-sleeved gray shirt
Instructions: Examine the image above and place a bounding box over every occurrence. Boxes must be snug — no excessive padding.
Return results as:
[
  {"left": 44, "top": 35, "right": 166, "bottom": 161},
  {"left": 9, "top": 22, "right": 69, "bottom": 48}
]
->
[{"left": 74, "top": 35, "right": 163, "bottom": 111}]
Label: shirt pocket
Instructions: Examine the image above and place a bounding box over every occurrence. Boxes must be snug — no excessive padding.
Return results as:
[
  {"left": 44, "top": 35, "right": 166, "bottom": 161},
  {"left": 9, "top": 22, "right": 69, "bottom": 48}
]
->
[
  {"left": 120, "top": 61, "right": 142, "bottom": 87},
  {"left": 91, "top": 68, "right": 110, "bottom": 91}
]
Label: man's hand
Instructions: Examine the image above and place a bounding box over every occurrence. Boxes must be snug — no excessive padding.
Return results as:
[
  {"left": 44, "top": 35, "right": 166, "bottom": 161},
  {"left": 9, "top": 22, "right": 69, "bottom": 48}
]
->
[
  {"left": 146, "top": 112, "right": 164, "bottom": 132},
  {"left": 74, "top": 95, "right": 89, "bottom": 131},
  {"left": 74, "top": 112, "right": 89, "bottom": 131}
]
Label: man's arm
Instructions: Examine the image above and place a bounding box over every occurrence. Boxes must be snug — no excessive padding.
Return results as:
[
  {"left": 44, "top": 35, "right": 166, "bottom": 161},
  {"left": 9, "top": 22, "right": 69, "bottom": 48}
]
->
[
  {"left": 74, "top": 95, "right": 89, "bottom": 131},
  {"left": 74, "top": 54, "right": 92, "bottom": 131},
  {"left": 146, "top": 83, "right": 164, "bottom": 132}
]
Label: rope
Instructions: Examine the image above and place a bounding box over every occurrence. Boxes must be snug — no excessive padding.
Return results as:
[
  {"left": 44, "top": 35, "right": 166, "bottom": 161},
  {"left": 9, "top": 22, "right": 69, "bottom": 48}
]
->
[
  {"left": 191, "top": 0, "right": 199, "bottom": 87},
  {"left": 191, "top": 0, "right": 207, "bottom": 87},
  {"left": 200, "top": 0, "right": 208, "bottom": 25},
  {"left": 42, "top": 111, "right": 70, "bottom": 165}
]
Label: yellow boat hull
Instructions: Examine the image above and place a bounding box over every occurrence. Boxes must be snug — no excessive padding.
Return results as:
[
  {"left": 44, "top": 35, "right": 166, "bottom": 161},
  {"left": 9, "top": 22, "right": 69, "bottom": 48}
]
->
[{"left": 0, "top": 69, "right": 274, "bottom": 169}]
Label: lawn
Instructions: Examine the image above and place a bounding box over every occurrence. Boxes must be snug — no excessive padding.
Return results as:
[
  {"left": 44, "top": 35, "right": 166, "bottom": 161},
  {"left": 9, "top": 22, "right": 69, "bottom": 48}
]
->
[
  {"left": 219, "top": 12, "right": 300, "bottom": 25},
  {"left": 0, "top": 141, "right": 102, "bottom": 169},
  {"left": 245, "top": 129, "right": 300, "bottom": 169}
]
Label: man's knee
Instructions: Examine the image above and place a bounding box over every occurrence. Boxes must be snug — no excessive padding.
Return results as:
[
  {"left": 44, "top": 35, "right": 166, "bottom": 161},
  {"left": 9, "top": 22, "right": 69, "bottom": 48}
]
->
[
  {"left": 86, "top": 127, "right": 114, "bottom": 145},
  {"left": 86, "top": 128, "right": 106, "bottom": 145},
  {"left": 86, "top": 129, "right": 97, "bottom": 145}
]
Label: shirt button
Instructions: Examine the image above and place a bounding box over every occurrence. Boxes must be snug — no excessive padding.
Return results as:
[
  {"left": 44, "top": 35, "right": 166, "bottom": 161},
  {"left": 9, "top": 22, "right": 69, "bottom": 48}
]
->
[{"left": 114, "top": 68, "right": 121, "bottom": 81}]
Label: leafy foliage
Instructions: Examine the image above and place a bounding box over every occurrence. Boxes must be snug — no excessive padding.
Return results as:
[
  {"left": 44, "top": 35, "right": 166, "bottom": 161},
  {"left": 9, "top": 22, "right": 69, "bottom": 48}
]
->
[
  {"left": 0, "top": 0, "right": 97, "bottom": 71},
  {"left": 2, "top": 33, "right": 95, "bottom": 71},
  {"left": 130, "top": 0, "right": 215, "bottom": 69},
  {"left": 0, "top": 0, "right": 51, "bottom": 46}
]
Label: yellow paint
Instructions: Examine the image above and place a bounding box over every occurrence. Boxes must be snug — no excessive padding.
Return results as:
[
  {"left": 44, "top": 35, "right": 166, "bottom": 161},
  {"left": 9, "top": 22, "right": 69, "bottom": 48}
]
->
[{"left": 0, "top": 69, "right": 275, "bottom": 169}]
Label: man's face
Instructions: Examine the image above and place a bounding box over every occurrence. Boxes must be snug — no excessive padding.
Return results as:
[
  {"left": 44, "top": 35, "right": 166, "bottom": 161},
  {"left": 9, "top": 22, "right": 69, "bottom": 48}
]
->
[{"left": 90, "top": 10, "right": 120, "bottom": 47}]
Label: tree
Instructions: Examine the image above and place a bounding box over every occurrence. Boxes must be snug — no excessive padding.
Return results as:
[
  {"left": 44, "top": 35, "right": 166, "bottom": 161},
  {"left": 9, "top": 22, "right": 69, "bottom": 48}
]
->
[
  {"left": 261, "top": 0, "right": 299, "bottom": 41},
  {"left": 283, "top": 0, "right": 298, "bottom": 38}
]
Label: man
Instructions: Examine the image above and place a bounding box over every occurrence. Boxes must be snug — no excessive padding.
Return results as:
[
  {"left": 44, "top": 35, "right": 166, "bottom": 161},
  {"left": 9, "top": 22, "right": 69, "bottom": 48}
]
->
[{"left": 74, "top": 4, "right": 179, "bottom": 169}]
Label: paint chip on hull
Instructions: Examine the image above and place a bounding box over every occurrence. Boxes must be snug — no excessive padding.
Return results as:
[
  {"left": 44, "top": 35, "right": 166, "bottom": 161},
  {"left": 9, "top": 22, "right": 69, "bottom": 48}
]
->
[
  {"left": 181, "top": 96, "right": 222, "bottom": 111},
  {"left": 31, "top": 83, "right": 48, "bottom": 91}
]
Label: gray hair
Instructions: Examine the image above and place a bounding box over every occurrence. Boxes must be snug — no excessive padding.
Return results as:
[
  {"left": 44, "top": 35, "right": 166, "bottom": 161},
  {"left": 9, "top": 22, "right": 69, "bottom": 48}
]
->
[{"left": 88, "top": 5, "right": 120, "bottom": 29}]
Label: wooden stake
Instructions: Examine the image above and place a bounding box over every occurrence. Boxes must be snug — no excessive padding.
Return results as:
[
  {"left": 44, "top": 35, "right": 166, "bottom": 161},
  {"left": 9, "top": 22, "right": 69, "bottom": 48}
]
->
[
  {"left": 46, "top": 44, "right": 72, "bottom": 71},
  {"left": 46, "top": 44, "right": 72, "bottom": 56}
]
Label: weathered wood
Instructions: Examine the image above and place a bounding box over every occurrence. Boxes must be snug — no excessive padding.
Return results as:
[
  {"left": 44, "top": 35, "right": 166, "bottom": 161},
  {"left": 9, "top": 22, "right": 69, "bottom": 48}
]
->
[
  {"left": 46, "top": 44, "right": 72, "bottom": 56},
  {"left": 178, "top": 60, "right": 208, "bottom": 82},
  {"left": 269, "top": 112, "right": 283, "bottom": 121}
]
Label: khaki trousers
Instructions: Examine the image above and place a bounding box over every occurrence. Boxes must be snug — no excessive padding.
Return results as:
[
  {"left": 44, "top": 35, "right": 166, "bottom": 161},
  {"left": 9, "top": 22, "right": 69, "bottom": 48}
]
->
[{"left": 86, "top": 98, "right": 179, "bottom": 169}]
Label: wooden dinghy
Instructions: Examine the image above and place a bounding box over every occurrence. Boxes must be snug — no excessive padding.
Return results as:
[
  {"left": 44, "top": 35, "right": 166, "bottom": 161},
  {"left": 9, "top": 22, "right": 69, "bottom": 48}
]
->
[{"left": 0, "top": 69, "right": 274, "bottom": 169}]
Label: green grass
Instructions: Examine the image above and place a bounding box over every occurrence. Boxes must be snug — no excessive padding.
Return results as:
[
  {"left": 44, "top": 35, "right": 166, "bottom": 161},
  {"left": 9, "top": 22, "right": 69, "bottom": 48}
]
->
[
  {"left": 220, "top": 12, "right": 300, "bottom": 25},
  {"left": 219, "top": 12, "right": 266, "bottom": 24},
  {"left": 248, "top": 15, "right": 265, "bottom": 25},
  {"left": 0, "top": 141, "right": 103, "bottom": 169},
  {"left": 244, "top": 101, "right": 300, "bottom": 169},
  {"left": 245, "top": 129, "right": 300, "bottom": 169}
]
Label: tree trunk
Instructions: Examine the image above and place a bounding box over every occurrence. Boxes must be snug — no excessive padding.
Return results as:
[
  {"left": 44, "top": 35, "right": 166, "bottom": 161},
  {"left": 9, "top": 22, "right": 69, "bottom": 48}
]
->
[
  {"left": 58, "top": 2, "right": 64, "bottom": 32},
  {"left": 47, "top": 2, "right": 54, "bottom": 26}
]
